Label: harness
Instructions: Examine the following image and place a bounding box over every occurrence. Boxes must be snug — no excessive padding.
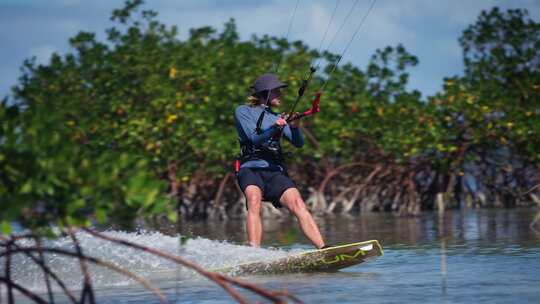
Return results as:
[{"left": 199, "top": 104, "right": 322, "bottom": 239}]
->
[
  {"left": 237, "top": 107, "right": 286, "bottom": 171},
  {"left": 239, "top": 139, "right": 284, "bottom": 167}
]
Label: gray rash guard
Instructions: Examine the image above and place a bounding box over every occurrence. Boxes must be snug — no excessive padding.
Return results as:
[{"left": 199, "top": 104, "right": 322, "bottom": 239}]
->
[{"left": 234, "top": 104, "right": 304, "bottom": 169}]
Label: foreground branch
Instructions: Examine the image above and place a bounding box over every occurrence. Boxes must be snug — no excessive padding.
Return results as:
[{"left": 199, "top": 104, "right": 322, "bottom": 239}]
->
[
  {"left": 0, "top": 246, "right": 167, "bottom": 304},
  {"left": 67, "top": 227, "right": 95, "bottom": 304},
  {"left": 4, "top": 237, "right": 78, "bottom": 304},
  {"left": 0, "top": 277, "right": 48, "bottom": 304}
]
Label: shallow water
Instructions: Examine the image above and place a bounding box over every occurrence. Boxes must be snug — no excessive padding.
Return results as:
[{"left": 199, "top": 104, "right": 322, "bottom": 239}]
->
[{"left": 5, "top": 208, "right": 540, "bottom": 303}]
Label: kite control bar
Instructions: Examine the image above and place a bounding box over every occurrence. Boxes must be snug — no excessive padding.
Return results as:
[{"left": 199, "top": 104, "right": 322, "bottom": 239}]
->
[{"left": 286, "top": 91, "right": 321, "bottom": 122}]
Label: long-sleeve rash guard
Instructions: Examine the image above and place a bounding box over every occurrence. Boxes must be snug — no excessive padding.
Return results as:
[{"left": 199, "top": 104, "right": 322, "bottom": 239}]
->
[{"left": 235, "top": 104, "right": 304, "bottom": 169}]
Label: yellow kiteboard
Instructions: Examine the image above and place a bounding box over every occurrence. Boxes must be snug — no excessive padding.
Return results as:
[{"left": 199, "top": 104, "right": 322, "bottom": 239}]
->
[{"left": 216, "top": 240, "right": 383, "bottom": 275}]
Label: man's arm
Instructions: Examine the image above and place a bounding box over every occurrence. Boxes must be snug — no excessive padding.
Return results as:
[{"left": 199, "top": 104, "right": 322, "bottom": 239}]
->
[
  {"left": 235, "top": 106, "right": 280, "bottom": 145},
  {"left": 282, "top": 125, "right": 304, "bottom": 148}
]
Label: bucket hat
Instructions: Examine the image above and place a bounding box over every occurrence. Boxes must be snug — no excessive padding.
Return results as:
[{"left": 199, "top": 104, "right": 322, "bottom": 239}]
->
[{"left": 251, "top": 73, "right": 288, "bottom": 95}]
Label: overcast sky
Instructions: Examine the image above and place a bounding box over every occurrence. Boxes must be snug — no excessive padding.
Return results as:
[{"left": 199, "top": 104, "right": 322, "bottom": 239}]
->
[{"left": 1, "top": 0, "right": 539, "bottom": 99}]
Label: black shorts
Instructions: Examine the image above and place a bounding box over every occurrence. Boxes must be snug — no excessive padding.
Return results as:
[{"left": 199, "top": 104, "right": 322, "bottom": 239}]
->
[{"left": 237, "top": 167, "right": 297, "bottom": 208}]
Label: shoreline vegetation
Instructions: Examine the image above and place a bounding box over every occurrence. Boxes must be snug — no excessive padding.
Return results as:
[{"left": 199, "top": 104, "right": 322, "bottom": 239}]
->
[{"left": 1, "top": 0, "right": 539, "bottom": 303}]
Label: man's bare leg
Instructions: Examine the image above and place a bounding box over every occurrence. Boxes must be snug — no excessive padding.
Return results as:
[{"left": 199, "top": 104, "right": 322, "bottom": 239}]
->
[
  {"left": 244, "top": 185, "right": 263, "bottom": 247},
  {"left": 280, "top": 188, "right": 325, "bottom": 249}
]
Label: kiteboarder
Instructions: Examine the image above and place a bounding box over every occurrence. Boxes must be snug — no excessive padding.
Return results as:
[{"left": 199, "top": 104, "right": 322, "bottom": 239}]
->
[{"left": 234, "top": 73, "right": 326, "bottom": 249}]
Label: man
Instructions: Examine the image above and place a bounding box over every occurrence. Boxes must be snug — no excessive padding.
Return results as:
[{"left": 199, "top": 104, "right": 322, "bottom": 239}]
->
[{"left": 234, "top": 73, "right": 326, "bottom": 249}]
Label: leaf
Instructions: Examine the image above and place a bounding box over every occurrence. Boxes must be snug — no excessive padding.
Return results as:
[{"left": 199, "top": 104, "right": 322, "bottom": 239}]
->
[
  {"left": 1, "top": 221, "right": 11, "bottom": 235},
  {"left": 20, "top": 181, "right": 32, "bottom": 194},
  {"left": 95, "top": 208, "right": 108, "bottom": 224},
  {"left": 167, "top": 211, "right": 177, "bottom": 223}
]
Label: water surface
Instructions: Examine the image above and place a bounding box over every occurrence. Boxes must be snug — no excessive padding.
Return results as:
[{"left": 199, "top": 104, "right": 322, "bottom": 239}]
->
[{"left": 6, "top": 208, "right": 540, "bottom": 303}]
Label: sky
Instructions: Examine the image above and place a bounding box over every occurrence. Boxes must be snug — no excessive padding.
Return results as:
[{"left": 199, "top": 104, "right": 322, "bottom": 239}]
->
[{"left": 1, "top": 0, "right": 539, "bottom": 100}]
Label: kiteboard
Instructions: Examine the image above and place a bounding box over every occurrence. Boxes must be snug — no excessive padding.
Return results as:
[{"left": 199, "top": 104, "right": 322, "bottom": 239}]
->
[{"left": 216, "top": 240, "right": 383, "bottom": 275}]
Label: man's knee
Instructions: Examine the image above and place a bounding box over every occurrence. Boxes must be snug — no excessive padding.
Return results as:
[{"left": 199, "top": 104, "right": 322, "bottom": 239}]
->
[
  {"left": 247, "top": 199, "right": 262, "bottom": 213},
  {"left": 246, "top": 194, "right": 262, "bottom": 213},
  {"left": 245, "top": 186, "right": 262, "bottom": 209},
  {"left": 288, "top": 197, "right": 308, "bottom": 214},
  {"left": 246, "top": 191, "right": 261, "bottom": 201}
]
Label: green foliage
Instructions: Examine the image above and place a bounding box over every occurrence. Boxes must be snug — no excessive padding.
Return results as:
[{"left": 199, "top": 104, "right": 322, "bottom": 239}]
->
[
  {"left": 367, "top": 44, "right": 419, "bottom": 100},
  {"left": 0, "top": 97, "right": 172, "bottom": 233},
  {"left": 459, "top": 7, "right": 540, "bottom": 161},
  {"left": 354, "top": 7, "right": 540, "bottom": 167}
]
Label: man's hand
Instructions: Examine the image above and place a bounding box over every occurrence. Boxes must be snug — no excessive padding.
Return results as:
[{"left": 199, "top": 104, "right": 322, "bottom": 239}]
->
[
  {"left": 275, "top": 112, "right": 301, "bottom": 129},
  {"left": 287, "top": 112, "right": 301, "bottom": 128},
  {"left": 275, "top": 117, "right": 288, "bottom": 128}
]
